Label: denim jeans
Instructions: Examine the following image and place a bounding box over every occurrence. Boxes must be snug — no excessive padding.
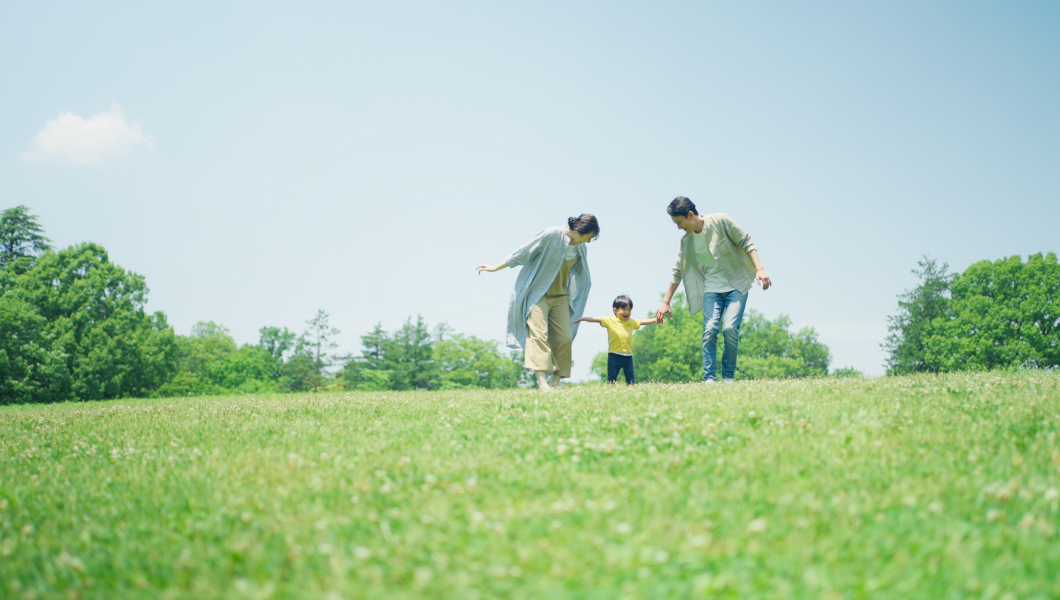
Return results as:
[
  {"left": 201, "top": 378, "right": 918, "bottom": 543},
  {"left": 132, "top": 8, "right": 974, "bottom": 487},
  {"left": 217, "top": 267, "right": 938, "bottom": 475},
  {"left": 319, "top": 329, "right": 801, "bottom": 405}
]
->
[
  {"left": 702, "top": 289, "right": 748, "bottom": 381},
  {"left": 607, "top": 353, "right": 635, "bottom": 384}
]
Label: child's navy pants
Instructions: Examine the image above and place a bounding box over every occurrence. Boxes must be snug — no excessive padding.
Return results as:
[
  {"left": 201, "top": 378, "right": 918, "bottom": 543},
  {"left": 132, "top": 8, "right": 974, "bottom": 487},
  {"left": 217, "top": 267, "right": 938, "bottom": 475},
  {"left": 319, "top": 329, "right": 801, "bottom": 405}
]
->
[{"left": 607, "top": 353, "right": 635, "bottom": 384}]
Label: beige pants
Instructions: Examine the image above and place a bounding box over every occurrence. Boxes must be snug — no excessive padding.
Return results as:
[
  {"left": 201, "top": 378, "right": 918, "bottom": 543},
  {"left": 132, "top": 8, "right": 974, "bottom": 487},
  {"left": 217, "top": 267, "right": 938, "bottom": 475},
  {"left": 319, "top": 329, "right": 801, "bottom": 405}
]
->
[{"left": 525, "top": 296, "right": 573, "bottom": 378}]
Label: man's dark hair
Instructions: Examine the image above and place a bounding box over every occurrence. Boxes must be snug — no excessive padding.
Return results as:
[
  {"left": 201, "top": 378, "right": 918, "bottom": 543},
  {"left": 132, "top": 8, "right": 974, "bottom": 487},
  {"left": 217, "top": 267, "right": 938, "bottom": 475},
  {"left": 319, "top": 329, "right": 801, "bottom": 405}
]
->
[
  {"left": 613, "top": 295, "right": 633, "bottom": 310},
  {"left": 666, "top": 196, "right": 698, "bottom": 218}
]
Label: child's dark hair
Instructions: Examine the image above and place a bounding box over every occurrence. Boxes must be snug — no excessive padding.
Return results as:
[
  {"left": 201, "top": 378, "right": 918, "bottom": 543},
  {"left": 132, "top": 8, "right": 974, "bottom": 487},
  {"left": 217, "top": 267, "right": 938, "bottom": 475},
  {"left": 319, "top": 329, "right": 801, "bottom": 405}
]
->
[
  {"left": 666, "top": 196, "right": 698, "bottom": 218},
  {"left": 568, "top": 214, "right": 600, "bottom": 240},
  {"left": 613, "top": 295, "right": 633, "bottom": 310}
]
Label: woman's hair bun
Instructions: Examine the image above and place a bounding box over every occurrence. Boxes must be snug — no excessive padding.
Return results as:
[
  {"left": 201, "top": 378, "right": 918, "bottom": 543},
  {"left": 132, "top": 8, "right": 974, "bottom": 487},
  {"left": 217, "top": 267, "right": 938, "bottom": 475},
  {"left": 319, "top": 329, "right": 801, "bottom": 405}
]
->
[{"left": 567, "top": 214, "right": 600, "bottom": 240}]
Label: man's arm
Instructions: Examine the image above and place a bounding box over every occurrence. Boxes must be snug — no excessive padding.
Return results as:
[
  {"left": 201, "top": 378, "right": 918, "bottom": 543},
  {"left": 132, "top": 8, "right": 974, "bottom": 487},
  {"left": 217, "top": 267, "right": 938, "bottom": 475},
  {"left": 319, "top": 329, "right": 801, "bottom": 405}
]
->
[
  {"left": 747, "top": 250, "right": 771, "bottom": 290},
  {"left": 654, "top": 282, "right": 681, "bottom": 322},
  {"left": 655, "top": 243, "right": 685, "bottom": 322},
  {"left": 573, "top": 316, "right": 604, "bottom": 324},
  {"left": 722, "top": 215, "right": 771, "bottom": 291}
]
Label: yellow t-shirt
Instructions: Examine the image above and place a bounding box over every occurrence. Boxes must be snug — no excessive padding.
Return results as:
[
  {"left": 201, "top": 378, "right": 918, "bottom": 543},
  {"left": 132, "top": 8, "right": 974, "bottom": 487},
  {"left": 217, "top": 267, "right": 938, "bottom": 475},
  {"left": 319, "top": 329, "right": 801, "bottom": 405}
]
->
[{"left": 600, "top": 316, "right": 640, "bottom": 355}]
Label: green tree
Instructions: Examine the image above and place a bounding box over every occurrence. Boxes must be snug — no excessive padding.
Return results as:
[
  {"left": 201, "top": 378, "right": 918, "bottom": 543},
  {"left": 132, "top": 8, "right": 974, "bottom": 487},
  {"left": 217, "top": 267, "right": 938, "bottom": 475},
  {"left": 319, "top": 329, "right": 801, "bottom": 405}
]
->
[
  {"left": 154, "top": 322, "right": 284, "bottom": 397},
  {"left": 0, "top": 296, "right": 69, "bottom": 404},
  {"left": 433, "top": 333, "right": 525, "bottom": 389},
  {"left": 734, "top": 312, "right": 830, "bottom": 380},
  {"left": 278, "top": 354, "right": 327, "bottom": 392},
  {"left": 0, "top": 205, "right": 52, "bottom": 272},
  {"left": 831, "top": 366, "right": 864, "bottom": 378},
  {"left": 339, "top": 317, "right": 528, "bottom": 391},
  {"left": 6, "top": 243, "right": 177, "bottom": 400},
  {"left": 597, "top": 294, "right": 830, "bottom": 382},
  {"left": 209, "top": 346, "right": 283, "bottom": 393},
  {"left": 394, "top": 317, "right": 440, "bottom": 390},
  {"left": 883, "top": 257, "right": 954, "bottom": 375},
  {"left": 259, "top": 326, "right": 296, "bottom": 361},
  {"left": 921, "top": 253, "right": 1060, "bottom": 371},
  {"left": 299, "top": 309, "right": 340, "bottom": 370},
  {"left": 340, "top": 317, "right": 440, "bottom": 390}
]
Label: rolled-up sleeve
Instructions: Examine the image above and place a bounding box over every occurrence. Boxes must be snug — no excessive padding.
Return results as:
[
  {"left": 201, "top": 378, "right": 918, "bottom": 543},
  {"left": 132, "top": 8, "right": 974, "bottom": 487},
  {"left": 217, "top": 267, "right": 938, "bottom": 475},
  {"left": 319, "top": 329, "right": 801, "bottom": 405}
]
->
[
  {"left": 670, "top": 251, "right": 684, "bottom": 286},
  {"left": 722, "top": 214, "right": 757, "bottom": 255},
  {"left": 505, "top": 230, "right": 546, "bottom": 267}
]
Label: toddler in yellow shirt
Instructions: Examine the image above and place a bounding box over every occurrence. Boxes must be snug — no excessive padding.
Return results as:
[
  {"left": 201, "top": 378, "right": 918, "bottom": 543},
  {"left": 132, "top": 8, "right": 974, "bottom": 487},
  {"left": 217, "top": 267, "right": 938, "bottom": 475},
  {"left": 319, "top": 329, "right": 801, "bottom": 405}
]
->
[{"left": 574, "top": 295, "right": 660, "bottom": 384}]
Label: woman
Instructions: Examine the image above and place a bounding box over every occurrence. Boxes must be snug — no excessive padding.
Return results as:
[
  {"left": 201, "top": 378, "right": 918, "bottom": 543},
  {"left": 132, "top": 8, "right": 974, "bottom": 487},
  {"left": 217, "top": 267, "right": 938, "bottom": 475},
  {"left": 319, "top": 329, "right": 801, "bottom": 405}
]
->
[{"left": 477, "top": 214, "right": 599, "bottom": 390}]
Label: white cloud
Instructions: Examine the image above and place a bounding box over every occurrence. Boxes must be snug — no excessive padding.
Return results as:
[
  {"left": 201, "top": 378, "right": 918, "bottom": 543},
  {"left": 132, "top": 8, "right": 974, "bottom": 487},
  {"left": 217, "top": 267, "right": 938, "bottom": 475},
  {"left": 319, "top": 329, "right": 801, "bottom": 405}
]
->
[{"left": 22, "top": 104, "right": 152, "bottom": 166}]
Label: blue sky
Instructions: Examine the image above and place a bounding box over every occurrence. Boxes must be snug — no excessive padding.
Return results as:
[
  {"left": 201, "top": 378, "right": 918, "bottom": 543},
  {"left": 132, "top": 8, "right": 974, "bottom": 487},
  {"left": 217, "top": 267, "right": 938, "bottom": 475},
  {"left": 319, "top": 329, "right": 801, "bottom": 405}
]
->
[{"left": 2, "top": 1, "right": 1058, "bottom": 379}]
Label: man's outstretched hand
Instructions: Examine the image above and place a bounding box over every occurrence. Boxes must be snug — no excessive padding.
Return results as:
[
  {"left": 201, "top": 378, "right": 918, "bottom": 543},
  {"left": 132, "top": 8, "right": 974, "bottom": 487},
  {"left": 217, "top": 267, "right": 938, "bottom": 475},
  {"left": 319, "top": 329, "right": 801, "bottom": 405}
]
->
[{"left": 654, "top": 302, "right": 672, "bottom": 323}]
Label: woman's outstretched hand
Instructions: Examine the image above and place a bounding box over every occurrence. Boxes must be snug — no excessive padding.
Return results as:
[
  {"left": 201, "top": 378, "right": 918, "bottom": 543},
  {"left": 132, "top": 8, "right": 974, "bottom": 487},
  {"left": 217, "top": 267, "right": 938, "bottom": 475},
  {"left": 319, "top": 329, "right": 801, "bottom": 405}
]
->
[{"left": 476, "top": 262, "right": 507, "bottom": 274}]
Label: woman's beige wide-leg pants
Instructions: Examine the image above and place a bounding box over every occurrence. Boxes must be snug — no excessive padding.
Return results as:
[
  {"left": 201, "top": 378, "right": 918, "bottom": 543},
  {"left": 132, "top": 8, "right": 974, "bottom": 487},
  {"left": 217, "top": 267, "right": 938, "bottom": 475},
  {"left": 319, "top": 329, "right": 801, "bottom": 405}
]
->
[{"left": 524, "top": 296, "right": 573, "bottom": 378}]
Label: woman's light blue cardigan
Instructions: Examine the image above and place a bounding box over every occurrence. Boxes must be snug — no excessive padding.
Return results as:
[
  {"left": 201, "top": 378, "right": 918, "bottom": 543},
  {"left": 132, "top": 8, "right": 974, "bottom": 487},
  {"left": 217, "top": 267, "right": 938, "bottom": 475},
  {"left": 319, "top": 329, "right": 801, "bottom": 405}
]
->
[{"left": 504, "top": 227, "right": 591, "bottom": 350}]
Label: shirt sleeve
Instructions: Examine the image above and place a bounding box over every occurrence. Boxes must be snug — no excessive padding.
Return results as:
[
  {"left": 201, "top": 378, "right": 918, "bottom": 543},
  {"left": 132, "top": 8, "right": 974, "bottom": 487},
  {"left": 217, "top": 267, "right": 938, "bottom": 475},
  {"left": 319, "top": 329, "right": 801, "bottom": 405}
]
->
[
  {"left": 632, "top": 319, "right": 641, "bottom": 328},
  {"left": 599, "top": 317, "right": 612, "bottom": 328},
  {"left": 720, "top": 213, "right": 758, "bottom": 255},
  {"left": 670, "top": 249, "right": 684, "bottom": 286},
  {"left": 505, "top": 229, "right": 548, "bottom": 268}
]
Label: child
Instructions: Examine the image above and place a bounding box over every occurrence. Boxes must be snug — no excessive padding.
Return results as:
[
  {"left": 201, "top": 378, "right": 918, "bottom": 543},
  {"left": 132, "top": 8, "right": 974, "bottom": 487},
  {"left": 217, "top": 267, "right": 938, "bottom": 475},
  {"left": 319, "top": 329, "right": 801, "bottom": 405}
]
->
[{"left": 574, "top": 295, "right": 660, "bottom": 384}]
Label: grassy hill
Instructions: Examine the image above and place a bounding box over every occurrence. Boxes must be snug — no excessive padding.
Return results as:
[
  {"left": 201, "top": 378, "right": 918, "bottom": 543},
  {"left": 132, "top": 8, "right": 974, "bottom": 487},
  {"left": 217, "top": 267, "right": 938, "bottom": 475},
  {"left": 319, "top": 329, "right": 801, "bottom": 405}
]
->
[{"left": 2, "top": 372, "right": 1058, "bottom": 599}]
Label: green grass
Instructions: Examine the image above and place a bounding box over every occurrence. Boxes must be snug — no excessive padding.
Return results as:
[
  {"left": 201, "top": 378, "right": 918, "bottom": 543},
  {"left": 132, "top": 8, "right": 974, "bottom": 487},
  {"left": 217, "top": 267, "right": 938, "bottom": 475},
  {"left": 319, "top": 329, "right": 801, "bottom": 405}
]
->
[{"left": 2, "top": 372, "right": 1059, "bottom": 599}]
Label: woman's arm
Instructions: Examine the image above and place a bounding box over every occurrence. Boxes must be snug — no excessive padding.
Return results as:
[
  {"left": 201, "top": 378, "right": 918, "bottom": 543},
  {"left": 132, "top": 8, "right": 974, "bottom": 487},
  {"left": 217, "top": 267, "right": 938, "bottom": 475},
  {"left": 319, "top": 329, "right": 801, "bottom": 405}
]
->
[
  {"left": 505, "top": 229, "right": 548, "bottom": 268},
  {"left": 573, "top": 317, "right": 604, "bottom": 324},
  {"left": 476, "top": 261, "right": 509, "bottom": 274}
]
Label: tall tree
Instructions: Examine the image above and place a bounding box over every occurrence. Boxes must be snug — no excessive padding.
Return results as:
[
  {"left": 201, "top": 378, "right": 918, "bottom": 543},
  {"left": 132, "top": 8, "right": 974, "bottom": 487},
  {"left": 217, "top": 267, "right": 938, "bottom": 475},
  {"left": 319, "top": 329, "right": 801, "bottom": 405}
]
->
[
  {"left": 0, "top": 205, "right": 52, "bottom": 271},
  {"left": 394, "top": 316, "right": 439, "bottom": 390},
  {"left": 882, "top": 257, "right": 954, "bottom": 375},
  {"left": 299, "top": 309, "right": 340, "bottom": 370}
]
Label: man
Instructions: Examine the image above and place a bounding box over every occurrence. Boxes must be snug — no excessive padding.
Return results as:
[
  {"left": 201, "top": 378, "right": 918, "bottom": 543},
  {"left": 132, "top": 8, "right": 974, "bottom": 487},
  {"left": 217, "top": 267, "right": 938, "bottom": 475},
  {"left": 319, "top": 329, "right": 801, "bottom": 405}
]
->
[{"left": 654, "top": 196, "right": 772, "bottom": 382}]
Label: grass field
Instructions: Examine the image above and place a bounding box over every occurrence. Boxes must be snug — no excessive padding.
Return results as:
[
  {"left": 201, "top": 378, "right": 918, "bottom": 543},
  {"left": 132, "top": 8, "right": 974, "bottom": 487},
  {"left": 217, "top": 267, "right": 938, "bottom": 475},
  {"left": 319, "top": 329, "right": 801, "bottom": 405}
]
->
[{"left": 2, "top": 371, "right": 1059, "bottom": 599}]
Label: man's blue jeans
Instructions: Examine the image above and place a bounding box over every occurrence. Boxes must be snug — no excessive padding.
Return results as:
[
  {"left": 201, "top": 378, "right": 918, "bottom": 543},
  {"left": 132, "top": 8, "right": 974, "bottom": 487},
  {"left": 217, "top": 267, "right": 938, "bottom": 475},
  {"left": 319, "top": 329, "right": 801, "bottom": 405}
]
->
[{"left": 702, "top": 289, "right": 748, "bottom": 381}]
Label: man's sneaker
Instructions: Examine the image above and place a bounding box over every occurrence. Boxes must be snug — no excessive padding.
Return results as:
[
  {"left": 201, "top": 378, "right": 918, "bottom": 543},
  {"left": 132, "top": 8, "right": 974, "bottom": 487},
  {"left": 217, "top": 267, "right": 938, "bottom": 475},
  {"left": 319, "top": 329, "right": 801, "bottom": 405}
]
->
[
  {"left": 721, "top": 378, "right": 735, "bottom": 384},
  {"left": 702, "top": 379, "right": 717, "bottom": 384}
]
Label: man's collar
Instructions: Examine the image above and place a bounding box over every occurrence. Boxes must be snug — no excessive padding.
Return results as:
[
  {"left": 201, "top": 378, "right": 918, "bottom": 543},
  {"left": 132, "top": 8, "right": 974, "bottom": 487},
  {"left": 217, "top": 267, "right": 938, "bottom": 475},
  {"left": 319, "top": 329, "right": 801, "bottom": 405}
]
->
[{"left": 692, "top": 214, "right": 706, "bottom": 234}]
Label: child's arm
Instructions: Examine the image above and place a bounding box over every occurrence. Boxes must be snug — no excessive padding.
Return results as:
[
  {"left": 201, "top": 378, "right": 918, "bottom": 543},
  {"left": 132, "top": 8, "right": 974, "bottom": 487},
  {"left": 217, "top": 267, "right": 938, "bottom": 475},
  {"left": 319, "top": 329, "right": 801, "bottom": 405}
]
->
[
  {"left": 637, "top": 316, "right": 662, "bottom": 328},
  {"left": 573, "top": 317, "right": 604, "bottom": 324}
]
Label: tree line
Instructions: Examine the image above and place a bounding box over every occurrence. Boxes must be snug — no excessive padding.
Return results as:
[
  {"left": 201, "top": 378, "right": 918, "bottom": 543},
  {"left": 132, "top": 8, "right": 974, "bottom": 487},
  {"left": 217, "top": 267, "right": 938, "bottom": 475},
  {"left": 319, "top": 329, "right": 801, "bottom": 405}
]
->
[{"left": 0, "top": 206, "right": 529, "bottom": 404}]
